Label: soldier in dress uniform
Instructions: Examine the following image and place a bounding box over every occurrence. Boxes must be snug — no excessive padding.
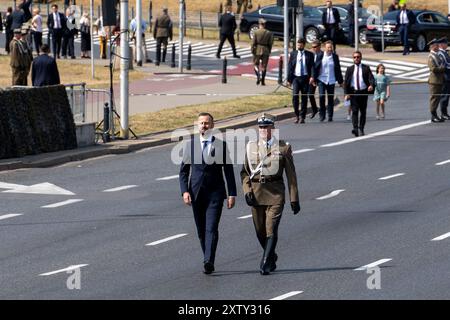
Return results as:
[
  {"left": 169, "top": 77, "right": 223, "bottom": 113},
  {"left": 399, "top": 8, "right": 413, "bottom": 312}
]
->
[
  {"left": 251, "top": 18, "right": 274, "bottom": 86},
  {"left": 427, "top": 38, "right": 446, "bottom": 122},
  {"left": 241, "top": 113, "right": 301, "bottom": 275},
  {"left": 10, "top": 28, "right": 32, "bottom": 85},
  {"left": 436, "top": 37, "right": 450, "bottom": 120},
  {"left": 153, "top": 7, "right": 173, "bottom": 66}
]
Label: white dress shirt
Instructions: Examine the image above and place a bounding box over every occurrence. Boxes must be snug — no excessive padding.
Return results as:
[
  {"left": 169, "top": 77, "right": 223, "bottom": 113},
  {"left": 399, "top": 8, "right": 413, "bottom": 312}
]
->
[
  {"left": 294, "top": 50, "right": 307, "bottom": 77},
  {"left": 200, "top": 135, "right": 213, "bottom": 158},
  {"left": 351, "top": 64, "right": 367, "bottom": 90},
  {"left": 400, "top": 10, "right": 409, "bottom": 24},
  {"left": 53, "top": 12, "right": 61, "bottom": 29},
  {"left": 327, "top": 8, "right": 336, "bottom": 24},
  {"left": 318, "top": 53, "right": 336, "bottom": 85}
]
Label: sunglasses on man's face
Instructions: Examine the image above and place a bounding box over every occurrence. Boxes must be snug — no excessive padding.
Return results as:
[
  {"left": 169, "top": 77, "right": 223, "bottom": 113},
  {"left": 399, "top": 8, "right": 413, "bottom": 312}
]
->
[{"left": 353, "top": 56, "right": 362, "bottom": 59}]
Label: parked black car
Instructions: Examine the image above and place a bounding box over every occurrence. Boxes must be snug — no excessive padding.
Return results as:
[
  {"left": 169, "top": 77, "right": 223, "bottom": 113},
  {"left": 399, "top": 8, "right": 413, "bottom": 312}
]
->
[
  {"left": 239, "top": 4, "right": 326, "bottom": 43},
  {"left": 316, "top": 4, "right": 372, "bottom": 44},
  {"left": 366, "top": 10, "right": 450, "bottom": 52}
]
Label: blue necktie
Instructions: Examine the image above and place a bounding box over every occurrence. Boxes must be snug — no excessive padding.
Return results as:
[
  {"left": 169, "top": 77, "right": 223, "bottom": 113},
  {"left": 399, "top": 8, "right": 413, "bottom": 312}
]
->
[
  {"left": 202, "top": 140, "right": 208, "bottom": 162},
  {"left": 300, "top": 51, "right": 304, "bottom": 76}
]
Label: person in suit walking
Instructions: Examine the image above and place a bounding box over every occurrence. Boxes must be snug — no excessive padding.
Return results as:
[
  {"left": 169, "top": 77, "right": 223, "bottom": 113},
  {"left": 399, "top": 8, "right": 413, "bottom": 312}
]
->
[
  {"left": 217, "top": 5, "right": 240, "bottom": 59},
  {"left": 313, "top": 40, "right": 343, "bottom": 122},
  {"left": 252, "top": 18, "right": 273, "bottom": 86},
  {"left": 427, "top": 38, "right": 446, "bottom": 123},
  {"left": 62, "top": 7, "right": 76, "bottom": 59},
  {"left": 47, "top": 4, "right": 66, "bottom": 59},
  {"left": 241, "top": 113, "right": 300, "bottom": 275},
  {"left": 287, "top": 38, "right": 315, "bottom": 124},
  {"left": 308, "top": 40, "right": 322, "bottom": 119},
  {"left": 153, "top": 7, "right": 173, "bottom": 66},
  {"left": 179, "top": 113, "right": 237, "bottom": 275},
  {"left": 322, "top": 0, "right": 340, "bottom": 52},
  {"left": 31, "top": 44, "right": 60, "bottom": 86},
  {"left": 396, "top": 3, "right": 415, "bottom": 55},
  {"left": 4, "top": 7, "right": 14, "bottom": 55},
  {"left": 11, "top": 5, "right": 25, "bottom": 31},
  {"left": 344, "top": 51, "right": 375, "bottom": 137},
  {"left": 436, "top": 37, "right": 450, "bottom": 120}
]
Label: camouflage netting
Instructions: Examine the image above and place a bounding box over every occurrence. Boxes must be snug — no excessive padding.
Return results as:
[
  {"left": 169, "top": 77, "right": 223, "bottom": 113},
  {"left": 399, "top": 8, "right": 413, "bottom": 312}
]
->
[{"left": 0, "top": 85, "right": 78, "bottom": 160}]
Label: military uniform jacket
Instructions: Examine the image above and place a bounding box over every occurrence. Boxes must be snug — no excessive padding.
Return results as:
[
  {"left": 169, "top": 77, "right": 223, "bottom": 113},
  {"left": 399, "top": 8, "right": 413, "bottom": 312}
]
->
[
  {"left": 428, "top": 52, "right": 445, "bottom": 85},
  {"left": 154, "top": 13, "right": 173, "bottom": 39},
  {"left": 10, "top": 38, "right": 32, "bottom": 70},
  {"left": 241, "top": 139, "right": 299, "bottom": 205},
  {"left": 252, "top": 28, "right": 273, "bottom": 56}
]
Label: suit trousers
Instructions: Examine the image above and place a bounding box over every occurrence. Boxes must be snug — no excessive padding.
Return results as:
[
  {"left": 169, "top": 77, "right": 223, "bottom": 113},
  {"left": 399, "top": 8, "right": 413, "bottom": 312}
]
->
[
  {"left": 51, "top": 28, "right": 63, "bottom": 57},
  {"left": 292, "top": 75, "right": 310, "bottom": 119},
  {"left": 62, "top": 34, "right": 75, "bottom": 57},
  {"left": 309, "top": 84, "right": 318, "bottom": 112},
  {"left": 32, "top": 31, "right": 43, "bottom": 54},
  {"left": 399, "top": 25, "right": 409, "bottom": 54},
  {"left": 217, "top": 33, "right": 237, "bottom": 56},
  {"left": 350, "top": 89, "right": 369, "bottom": 130},
  {"left": 318, "top": 81, "right": 336, "bottom": 120},
  {"left": 430, "top": 84, "right": 443, "bottom": 114},
  {"left": 251, "top": 204, "right": 283, "bottom": 249},
  {"left": 155, "top": 37, "right": 169, "bottom": 63},
  {"left": 191, "top": 189, "right": 224, "bottom": 264},
  {"left": 325, "top": 24, "right": 338, "bottom": 51},
  {"left": 439, "top": 82, "right": 450, "bottom": 115}
]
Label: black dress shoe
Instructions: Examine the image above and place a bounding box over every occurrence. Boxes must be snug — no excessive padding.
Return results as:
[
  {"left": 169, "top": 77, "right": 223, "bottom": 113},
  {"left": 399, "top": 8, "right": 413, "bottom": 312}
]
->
[
  {"left": 310, "top": 109, "right": 318, "bottom": 119},
  {"left": 294, "top": 117, "right": 299, "bottom": 124},
  {"left": 328, "top": 118, "right": 333, "bottom": 122},
  {"left": 216, "top": 54, "right": 220, "bottom": 59},
  {"left": 233, "top": 54, "right": 241, "bottom": 58},
  {"left": 300, "top": 118, "right": 305, "bottom": 124},
  {"left": 203, "top": 262, "right": 214, "bottom": 274},
  {"left": 319, "top": 117, "right": 325, "bottom": 122},
  {"left": 432, "top": 116, "right": 444, "bottom": 123},
  {"left": 351, "top": 129, "right": 359, "bottom": 137},
  {"left": 441, "top": 114, "right": 450, "bottom": 120},
  {"left": 359, "top": 128, "right": 365, "bottom": 136}
]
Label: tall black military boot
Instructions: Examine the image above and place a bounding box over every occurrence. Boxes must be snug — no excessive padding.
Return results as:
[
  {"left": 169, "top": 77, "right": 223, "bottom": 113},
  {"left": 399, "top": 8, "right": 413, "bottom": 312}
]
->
[
  {"left": 260, "top": 236, "right": 276, "bottom": 275},
  {"left": 254, "top": 67, "right": 261, "bottom": 85},
  {"left": 261, "top": 70, "right": 267, "bottom": 86},
  {"left": 162, "top": 48, "right": 167, "bottom": 63},
  {"left": 269, "top": 235, "right": 278, "bottom": 272}
]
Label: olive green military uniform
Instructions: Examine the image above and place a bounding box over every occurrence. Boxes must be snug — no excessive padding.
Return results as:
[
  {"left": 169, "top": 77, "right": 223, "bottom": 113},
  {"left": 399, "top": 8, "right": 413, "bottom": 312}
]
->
[
  {"left": 153, "top": 11, "right": 173, "bottom": 64},
  {"left": 428, "top": 51, "right": 446, "bottom": 116},
  {"left": 251, "top": 27, "right": 274, "bottom": 67},
  {"left": 10, "top": 37, "right": 32, "bottom": 86},
  {"left": 241, "top": 113, "right": 300, "bottom": 275}
]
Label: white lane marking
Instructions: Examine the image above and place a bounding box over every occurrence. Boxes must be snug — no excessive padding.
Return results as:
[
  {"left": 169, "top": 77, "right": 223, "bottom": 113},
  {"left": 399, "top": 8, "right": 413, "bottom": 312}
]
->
[
  {"left": 320, "top": 121, "right": 430, "bottom": 148},
  {"left": 39, "top": 264, "right": 89, "bottom": 276},
  {"left": 270, "top": 291, "right": 303, "bottom": 300},
  {"left": 354, "top": 259, "right": 392, "bottom": 271},
  {"left": 378, "top": 173, "right": 405, "bottom": 180},
  {"left": 156, "top": 175, "right": 179, "bottom": 181},
  {"left": 380, "top": 59, "right": 427, "bottom": 68},
  {"left": 431, "top": 232, "right": 450, "bottom": 241},
  {"left": 145, "top": 233, "right": 188, "bottom": 246},
  {"left": 436, "top": 159, "right": 450, "bottom": 166},
  {"left": 237, "top": 214, "right": 252, "bottom": 220},
  {"left": 0, "top": 214, "right": 23, "bottom": 221},
  {"left": 293, "top": 148, "right": 315, "bottom": 154},
  {"left": 0, "top": 182, "right": 75, "bottom": 195},
  {"left": 316, "top": 189, "right": 345, "bottom": 200},
  {"left": 41, "top": 199, "right": 84, "bottom": 208},
  {"left": 103, "top": 185, "right": 138, "bottom": 192}
]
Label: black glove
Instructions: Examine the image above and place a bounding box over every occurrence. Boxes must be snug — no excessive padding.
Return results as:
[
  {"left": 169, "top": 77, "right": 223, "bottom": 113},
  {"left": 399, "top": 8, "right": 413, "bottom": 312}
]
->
[
  {"left": 291, "top": 202, "right": 301, "bottom": 215},
  {"left": 245, "top": 192, "right": 256, "bottom": 207}
]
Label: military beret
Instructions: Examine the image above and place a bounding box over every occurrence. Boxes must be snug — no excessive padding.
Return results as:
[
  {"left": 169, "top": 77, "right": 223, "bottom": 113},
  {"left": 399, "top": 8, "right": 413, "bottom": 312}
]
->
[
  {"left": 257, "top": 113, "right": 275, "bottom": 126},
  {"left": 427, "top": 38, "right": 439, "bottom": 46}
]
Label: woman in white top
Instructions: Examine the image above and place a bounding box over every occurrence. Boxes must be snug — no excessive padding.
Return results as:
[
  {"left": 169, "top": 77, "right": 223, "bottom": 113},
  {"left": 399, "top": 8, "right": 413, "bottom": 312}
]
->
[
  {"left": 31, "top": 7, "right": 43, "bottom": 55},
  {"left": 79, "top": 12, "right": 91, "bottom": 58}
]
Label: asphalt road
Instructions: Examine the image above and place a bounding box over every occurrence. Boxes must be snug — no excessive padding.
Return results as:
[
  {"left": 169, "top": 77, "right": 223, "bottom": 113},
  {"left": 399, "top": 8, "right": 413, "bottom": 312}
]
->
[{"left": 0, "top": 83, "right": 450, "bottom": 300}]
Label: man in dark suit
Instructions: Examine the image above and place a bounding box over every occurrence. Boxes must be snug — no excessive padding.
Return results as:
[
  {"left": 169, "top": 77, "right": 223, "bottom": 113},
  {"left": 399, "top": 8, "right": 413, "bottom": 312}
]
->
[
  {"left": 31, "top": 44, "right": 60, "bottom": 86},
  {"left": 313, "top": 40, "right": 343, "bottom": 122},
  {"left": 322, "top": 0, "right": 340, "bottom": 52},
  {"left": 19, "top": 0, "right": 32, "bottom": 22},
  {"left": 11, "top": 5, "right": 25, "bottom": 31},
  {"left": 287, "top": 38, "right": 315, "bottom": 124},
  {"left": 344, "top": 51, "right": 375, "bottom": 137},
  {"left": 179, "top": 112, "right": 237, "bottom": 275},
  {"left": 308, "top": 41, "right": 322, "bottom": 119},
  {"left": 217, "top": 5, "right": 240, "bottom": 59},
  {"left": 396, "top": 3, "right": 415, "bottom": 55},
  {"left": 47, "top": 4, "right": 66, "bottom": 59}
]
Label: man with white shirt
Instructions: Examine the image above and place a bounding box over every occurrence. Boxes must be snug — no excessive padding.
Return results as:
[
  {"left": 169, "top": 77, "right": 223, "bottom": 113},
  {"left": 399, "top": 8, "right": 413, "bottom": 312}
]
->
[
  {"left": 313, "top": 41, "right": 343, "bottom": 122},
  {"left": 396, "top": 3, "right": 415, "bottom": 55},
  {"left": 287, "top": 38, "right": 315, "bottom": 124},
  {"left": 321, "top": 0, "right": 340, "bottom": 52},
  {"left": 47, "top": 4, "right": 66, "bottom": 59},
  {"left": 344, "top": 51, "right": 375, "bottom": 137},
  {"left": 179, "top": 113, "right": 237, "bottom": 275}
]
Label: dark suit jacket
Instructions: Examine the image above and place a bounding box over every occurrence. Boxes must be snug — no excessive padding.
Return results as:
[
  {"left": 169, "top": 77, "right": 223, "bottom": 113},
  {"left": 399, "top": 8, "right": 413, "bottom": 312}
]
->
[
  {"left": 287, "top": 50, "right": 314, "bottom": 83},
  {"left": 47, "top": 12, "right": 67, "bottom": 32},
  {"left": 219, "top": 12, "right": 237, "bottom": 36},
  {"left": 19, "top": 0, "right": 32, "bottom": 21},
  {"left": 343, "top": 64, "right": 375, "bottom": 94},
  {"left": 11, "top": 10, "right": 25, "bottom": 30},
  {"left": 31, "top": 54, "right": 61, "bottom": 87},
  {"left": 179, "top": 136, "right": 237, "bottom": 202},
  {"left": 313, "top": 52, "right": 344, "bottom": 84},
  {"left": 322, "top": 7, "right": 341, "bottom": 25},
  {"left": 396, "top": 10, "right": 415, "bottom": 27}
]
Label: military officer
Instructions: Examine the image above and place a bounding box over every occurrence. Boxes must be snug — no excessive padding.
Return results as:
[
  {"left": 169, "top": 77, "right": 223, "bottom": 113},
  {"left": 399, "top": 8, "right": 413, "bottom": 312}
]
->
[
  {"left": 251, "top": 18, "right": 274, "bottom": 86},
  {"left": 241, "top": 113, "right": 301, "bottom": 275},
  {"left": 437, "top": 37, "right": 450, "bottom": 120},
  {"left": 428, "top": 38, "right": 446, "bottom": 122},
  {"left": 10, "top": 28, "right": 32, "bottom": 85},
  {"left": 153, "top": 7, "right": 173, "bottom": 66}
]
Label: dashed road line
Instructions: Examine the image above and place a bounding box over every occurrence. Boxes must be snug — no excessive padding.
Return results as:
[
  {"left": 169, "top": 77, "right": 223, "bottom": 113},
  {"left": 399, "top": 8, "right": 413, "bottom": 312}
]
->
[
  {"left": 41, "top": 199, "right": 84, "bottom": 208},
  {"left": 156, "top": 175, "right": 179, "bottom": 181},
  {"left": 103, "top": 185, "right": 138, "bottom": 192},
  {"left": 354, "top": 259, "right": 392, "bottom": 271},
  {"left": 270, "top": 291, "right": 303, "bottom": 300},
  {"left": 436, "top": 159, "right": 450, "bottom": 166},
  {"left": 431, "top": 232, "right": 450, "bottom": 241},
  {"left": 39, "top": 264, "right": 89, "bottom": 276},
  {"left": 378, "top": 173, "right": 405, "bottom": 180},
  {"left": 316, "top": 190, "right": 345, "bottom": 200},
  {"left": 0, "top": 213, "right": 23, "bottom": 221},
  {"left": 145, "top": 233, "right": 188, "bottom": 246},
  {"left": 237, "top": 214, "right": 252, "bottom": 220},
  {"left": 293, "top": 148, "right": 315, "bottom": 154}
]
